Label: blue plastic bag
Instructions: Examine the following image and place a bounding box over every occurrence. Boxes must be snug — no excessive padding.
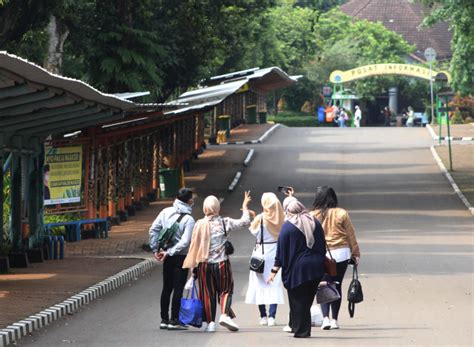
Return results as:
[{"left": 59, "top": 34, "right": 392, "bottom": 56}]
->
[{"left": 179, "top": 279, "right": 203, "bottom": 328}]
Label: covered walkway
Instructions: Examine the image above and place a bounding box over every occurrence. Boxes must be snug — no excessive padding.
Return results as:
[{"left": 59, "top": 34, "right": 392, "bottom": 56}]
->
[{"left": 0, "top": 52, "right": 204, "bottom": 267}]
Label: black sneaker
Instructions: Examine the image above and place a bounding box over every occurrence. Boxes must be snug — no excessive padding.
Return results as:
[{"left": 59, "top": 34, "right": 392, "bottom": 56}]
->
[
  {"left": 160, "top": 320, "right": 169, "bottom": 329},
  {"left": 167, "top": 320, "right": 188, "bottom": 330}
]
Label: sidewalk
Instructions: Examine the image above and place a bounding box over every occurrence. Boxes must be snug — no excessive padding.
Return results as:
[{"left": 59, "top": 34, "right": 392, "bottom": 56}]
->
[
  {"left": 428, "top": 123, "right": 474, "bottom": 140},
  {"left": 0, "top": 257, "right": 141, "bottom": 329},
  {"left": 434, "top": 144, "right": 474, "bottom": 207},
  {"left": 228, "top": 123, "right": 274, "bottom": 142},
  {"left": 0, "top": 146, "right": 250, "bottom": 331}
]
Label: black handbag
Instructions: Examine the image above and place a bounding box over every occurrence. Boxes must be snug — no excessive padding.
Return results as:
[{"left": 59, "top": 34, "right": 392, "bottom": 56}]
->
[
  {"left": 347, "top": 265, "right": 363, "bottom": 318},
  {"left": 249, "top": 220, "right": 265, "bottom": 273},
  {"left": 222, "top": 219, "right": 234, "bottom": 255}
]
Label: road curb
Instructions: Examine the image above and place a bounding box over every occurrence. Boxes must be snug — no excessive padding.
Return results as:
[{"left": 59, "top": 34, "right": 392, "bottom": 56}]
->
[
  {"left": 0, "top": 258, "right": 157, "bottom": 346},
  {"left": 243, "top": 149, "right": 255, "bottom": 166},
  {"left": 427, "top": 124, "right": 473, "bottom": 141},
  {"left": 210, "top": 123, "right": 281, "bottom": 146},
  {"left": 430, "top": 145, "right": 474, "bottom": 216},
  {"left": 227, "top": 171, "right": 242, "bottom": 192},
  {"left": 257, "top": 123, "right": 281, "bottom": 143}
]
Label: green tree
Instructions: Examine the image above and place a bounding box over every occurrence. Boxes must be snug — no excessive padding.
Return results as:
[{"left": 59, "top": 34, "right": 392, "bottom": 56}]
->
[
  {"left": 305, "top": 10, "right": 415, "bottom": 104},
  {"left": 418, "top": 0, "right": 474, "bottom": 96}
]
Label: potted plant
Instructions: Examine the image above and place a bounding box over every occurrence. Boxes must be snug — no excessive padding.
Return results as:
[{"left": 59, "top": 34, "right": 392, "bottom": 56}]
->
[{"left": 0, "top": 242, "right": 12, "bottom": 274}]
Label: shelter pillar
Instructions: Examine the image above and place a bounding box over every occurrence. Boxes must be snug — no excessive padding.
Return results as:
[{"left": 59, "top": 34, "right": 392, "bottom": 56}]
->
[
  {"left": 152, "top": 131, "right": 160, "bottom": 191},
  {"left": 85, "top": 129, "right": 98, "bottom": 220},
  {"left": 98, "top": 145, "right": 108, "bottom": 219},
  {"left": 10, "top": 153, "right": 22, "bottom": 251},
  {"left": 125, "top": 139, "right": 133, "bottom": 208},
  {"left": 27, "top": 154, "right": 40, "bottom": 248},
  {"left": 107, "top": 144, "right": 117, "bottom": 218},
  {"left": 0, "top": 152, "right": 4, "bottom": 249},
  {"left": 117, "top": 142, "right": 126, "bottom": 213},
  {"left": 389, "top": 87, "right": 398, "bottom": 115}
]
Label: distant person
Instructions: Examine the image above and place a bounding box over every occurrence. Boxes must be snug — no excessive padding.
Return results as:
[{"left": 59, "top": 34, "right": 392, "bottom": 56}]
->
[
  {"left": 382, "top": 106, "right": 392, "bottom": 126},
  {"left": 149, "top": 188, "right": 196, "bottom": 330},
  {"left": 354, "top": 105, "right": 362, "bottom": 128},
  {"left": 267, "top": 191, "right": 325, "bottom": 338},
  {"left": 309, "top": 186, "right": 361, "bottom": 330},
  {"left": 338, "top": 108, "right": 348, "bottom": 128},
  {"left": 43, "top": 165, "right": 51, "bottom": 200},
  {"left": 183, "top": 192, "right": 252, "bottom": 332},
  {"left": 245, "top": 193, "right": 285, "bottom": 326},
  {"left": 406, "top": 106, "right": 415, "bottom": 127}
]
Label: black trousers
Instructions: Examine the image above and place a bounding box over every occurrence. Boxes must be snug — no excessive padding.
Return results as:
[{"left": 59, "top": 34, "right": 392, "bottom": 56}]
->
[
  {"left": 287, "top": 279, "right": 320, "bottom": 338},
  {"left": 160, "top": 254, "right": 188, "bottom": 321},
  {"left": 321, "top": 260, "right": 349, "bottom": 320}
]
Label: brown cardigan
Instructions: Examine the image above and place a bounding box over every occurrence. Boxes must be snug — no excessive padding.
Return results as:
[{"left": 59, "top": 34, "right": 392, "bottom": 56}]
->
[{"left": 310, "top": 208, "right": 360, "bottom": 258}]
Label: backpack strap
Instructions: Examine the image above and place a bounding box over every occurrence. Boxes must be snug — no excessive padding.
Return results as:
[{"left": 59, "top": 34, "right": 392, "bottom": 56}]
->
[
  {"left": 222, "top": 218, "right": 227, "bottom": 236},
  {"left": 176, "top": 213, "right": 188, "bottom": 224}
]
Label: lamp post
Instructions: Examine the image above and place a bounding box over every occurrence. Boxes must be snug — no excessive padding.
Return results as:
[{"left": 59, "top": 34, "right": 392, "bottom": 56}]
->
[
  {"left": 424, "top": 48, "right": 436, "bottom": 126},
  {"left": 436, "top": 81, "right": 454, "bottom": 171}
]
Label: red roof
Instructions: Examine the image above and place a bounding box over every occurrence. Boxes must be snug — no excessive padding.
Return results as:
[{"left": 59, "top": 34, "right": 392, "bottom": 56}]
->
[{"left": 340, "top": 0, "right": 452, "bottom": 61}]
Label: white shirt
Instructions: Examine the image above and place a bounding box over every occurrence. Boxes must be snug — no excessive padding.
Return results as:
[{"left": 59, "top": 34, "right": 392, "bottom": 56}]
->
[{"left": 326, "top": 246, "right": 351, "bottom": 263}]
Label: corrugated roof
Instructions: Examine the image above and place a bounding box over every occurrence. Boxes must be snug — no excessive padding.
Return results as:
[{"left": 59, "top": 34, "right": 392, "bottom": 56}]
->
[
  {"left": 340, "top": 0, "right": 452, "bottom": 61},
  {"left": 0, "top": 51, "right": 164, "bottom": 149},
  {"left": 166, "top": 67, "right": 297, "bottom": 116}
]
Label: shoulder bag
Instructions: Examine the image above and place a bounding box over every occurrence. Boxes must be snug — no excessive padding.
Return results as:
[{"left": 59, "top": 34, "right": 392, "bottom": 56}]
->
[
  {"left": 249, "top": 219, "right": 265, "bottom": 273},
  {"left": 324, "top": 242, "right": 337, "bottom": 277},
  {"left": 347, "top": 265, "right": 363, "bottom": 318},
  {"left": 222, "top": 219, "right": 234, "bottom": 255},
  {"left": 316, "top": 281, "right": 340, "bottom": 304}
]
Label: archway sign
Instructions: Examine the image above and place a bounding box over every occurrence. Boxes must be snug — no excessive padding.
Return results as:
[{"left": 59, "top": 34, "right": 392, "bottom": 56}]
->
[{"left": 329, "top": 63, "right": 451, "bottom": 84}]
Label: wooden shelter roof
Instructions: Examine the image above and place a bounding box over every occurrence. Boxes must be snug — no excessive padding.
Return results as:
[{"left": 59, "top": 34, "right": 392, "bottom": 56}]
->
[{"left": 0, "top": 51, "right": 162, "bottom": 152}]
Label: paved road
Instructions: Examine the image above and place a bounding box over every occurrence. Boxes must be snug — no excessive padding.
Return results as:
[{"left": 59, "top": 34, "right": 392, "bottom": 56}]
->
[{"left": 19, "top": 127, "right": 473, "bottom": 346}]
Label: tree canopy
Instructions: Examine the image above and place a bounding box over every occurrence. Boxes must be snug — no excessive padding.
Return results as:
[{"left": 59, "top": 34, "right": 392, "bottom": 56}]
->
[
  {"left": 1, "top": 0, "right": 466, "bottom": 107},
  {"left": 418, "top": 0, "right": 473, "bottom": 96}
]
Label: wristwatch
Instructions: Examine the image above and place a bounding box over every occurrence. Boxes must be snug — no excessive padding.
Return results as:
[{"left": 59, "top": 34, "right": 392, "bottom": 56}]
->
[{"left": 271, "top": 268, "right": 279, "bottom": 274}]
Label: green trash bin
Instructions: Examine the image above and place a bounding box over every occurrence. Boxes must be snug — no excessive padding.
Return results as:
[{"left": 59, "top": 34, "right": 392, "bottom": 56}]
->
[
  {"left": 258, "top": 112, "right": 267, "bottom": 124},
  {"left": 246, "top": 105, "right": 257, "bottom": 124},
  {"left": 159, "top": 168, "right": 180, "bottom": 198},
  {"left": 218, "top": 115, "right": 231, "bottom": 137}
]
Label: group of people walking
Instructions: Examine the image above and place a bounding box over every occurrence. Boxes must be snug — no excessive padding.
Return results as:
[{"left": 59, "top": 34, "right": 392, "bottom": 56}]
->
[{"left": 149, "top": 186, "right": 360, "bottom": 338}]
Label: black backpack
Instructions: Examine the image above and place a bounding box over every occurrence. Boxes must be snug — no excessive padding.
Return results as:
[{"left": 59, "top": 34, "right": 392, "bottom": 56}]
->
[{"left": 347, "top": 265, "right": 363, "bottom": 318}]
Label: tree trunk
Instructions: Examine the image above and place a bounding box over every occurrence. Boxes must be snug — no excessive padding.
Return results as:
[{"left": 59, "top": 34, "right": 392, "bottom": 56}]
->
[{"left": 44, "top": 15, "right": 69, "bottom": 74}]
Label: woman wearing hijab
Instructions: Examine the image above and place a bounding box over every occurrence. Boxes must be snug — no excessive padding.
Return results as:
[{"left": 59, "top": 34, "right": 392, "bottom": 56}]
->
[
  {"left": 183, "top": 192, "right": 252, "bottom": 333},
  {"left": 267, "top": 193, "right": 326, "bottom": 338},
  {"left": 310, "top": 186, "right": 360, "bottom": 330},
  {"left": 245, "top": 193, "right": 285, "bottom": 326}
]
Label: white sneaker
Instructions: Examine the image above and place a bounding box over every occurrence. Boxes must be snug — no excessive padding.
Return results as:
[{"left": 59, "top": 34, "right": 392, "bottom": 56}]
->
[
  {"left": 321, "top": 317, "right": 331, "bottom": 330},
  {"left": 282, "top": 325, "right": 292, "bottom": 333},
  {"left": 330, "top": 319, "right": 339, "bottom": 329},
  {"left": 219, "top": 314, "right": 239, "bottom": 332},
  {"left": 267, "top": 317, "right": 276, "bottom": 326},
  {"left": 259, "top": 317, "right": 268, "bottom": 326},
  {"left": 205, "top": 322, "right": 216, "bottom": 332}
]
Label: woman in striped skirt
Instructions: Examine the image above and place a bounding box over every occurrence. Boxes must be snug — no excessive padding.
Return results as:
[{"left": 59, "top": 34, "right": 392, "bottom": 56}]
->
[{"left": 183, "top": 192, "right": 252, "bottom": 332}]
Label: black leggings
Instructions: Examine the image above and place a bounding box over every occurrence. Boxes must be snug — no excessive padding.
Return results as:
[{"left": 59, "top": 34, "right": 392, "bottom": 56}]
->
[
  {"left": 160, "top": 255, "right": 188, "bottom": 321},
  {"left": 321, "top": 260, "right": 349, "bottom": 320}
]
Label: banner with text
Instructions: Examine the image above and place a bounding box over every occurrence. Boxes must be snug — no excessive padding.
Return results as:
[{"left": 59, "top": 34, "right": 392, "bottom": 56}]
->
[{"left": 44, "top": 146, "right": 83, "bottom": 205}]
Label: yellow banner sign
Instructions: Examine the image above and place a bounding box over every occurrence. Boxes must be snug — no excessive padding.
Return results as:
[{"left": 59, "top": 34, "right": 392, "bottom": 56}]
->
[
  {"left": 329, "top": 64, "right": 450, "bottom": 83},
  {"left": 44, "top": 146, "right": 83, "bottom": 205}
]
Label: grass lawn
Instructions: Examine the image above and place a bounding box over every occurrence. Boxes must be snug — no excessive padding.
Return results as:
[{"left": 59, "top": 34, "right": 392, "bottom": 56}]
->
[{"left": 268, "top": 111, "right": 334, "bottom": 127}]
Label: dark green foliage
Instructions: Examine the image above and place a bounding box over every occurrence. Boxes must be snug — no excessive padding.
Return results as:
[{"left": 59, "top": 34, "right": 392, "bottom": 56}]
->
[
  {"left": 418, "top": 0, "right": 474, "bottom": 96},
  {"left": 268, "top": 111, "right": 329, "bottom": 127}
]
